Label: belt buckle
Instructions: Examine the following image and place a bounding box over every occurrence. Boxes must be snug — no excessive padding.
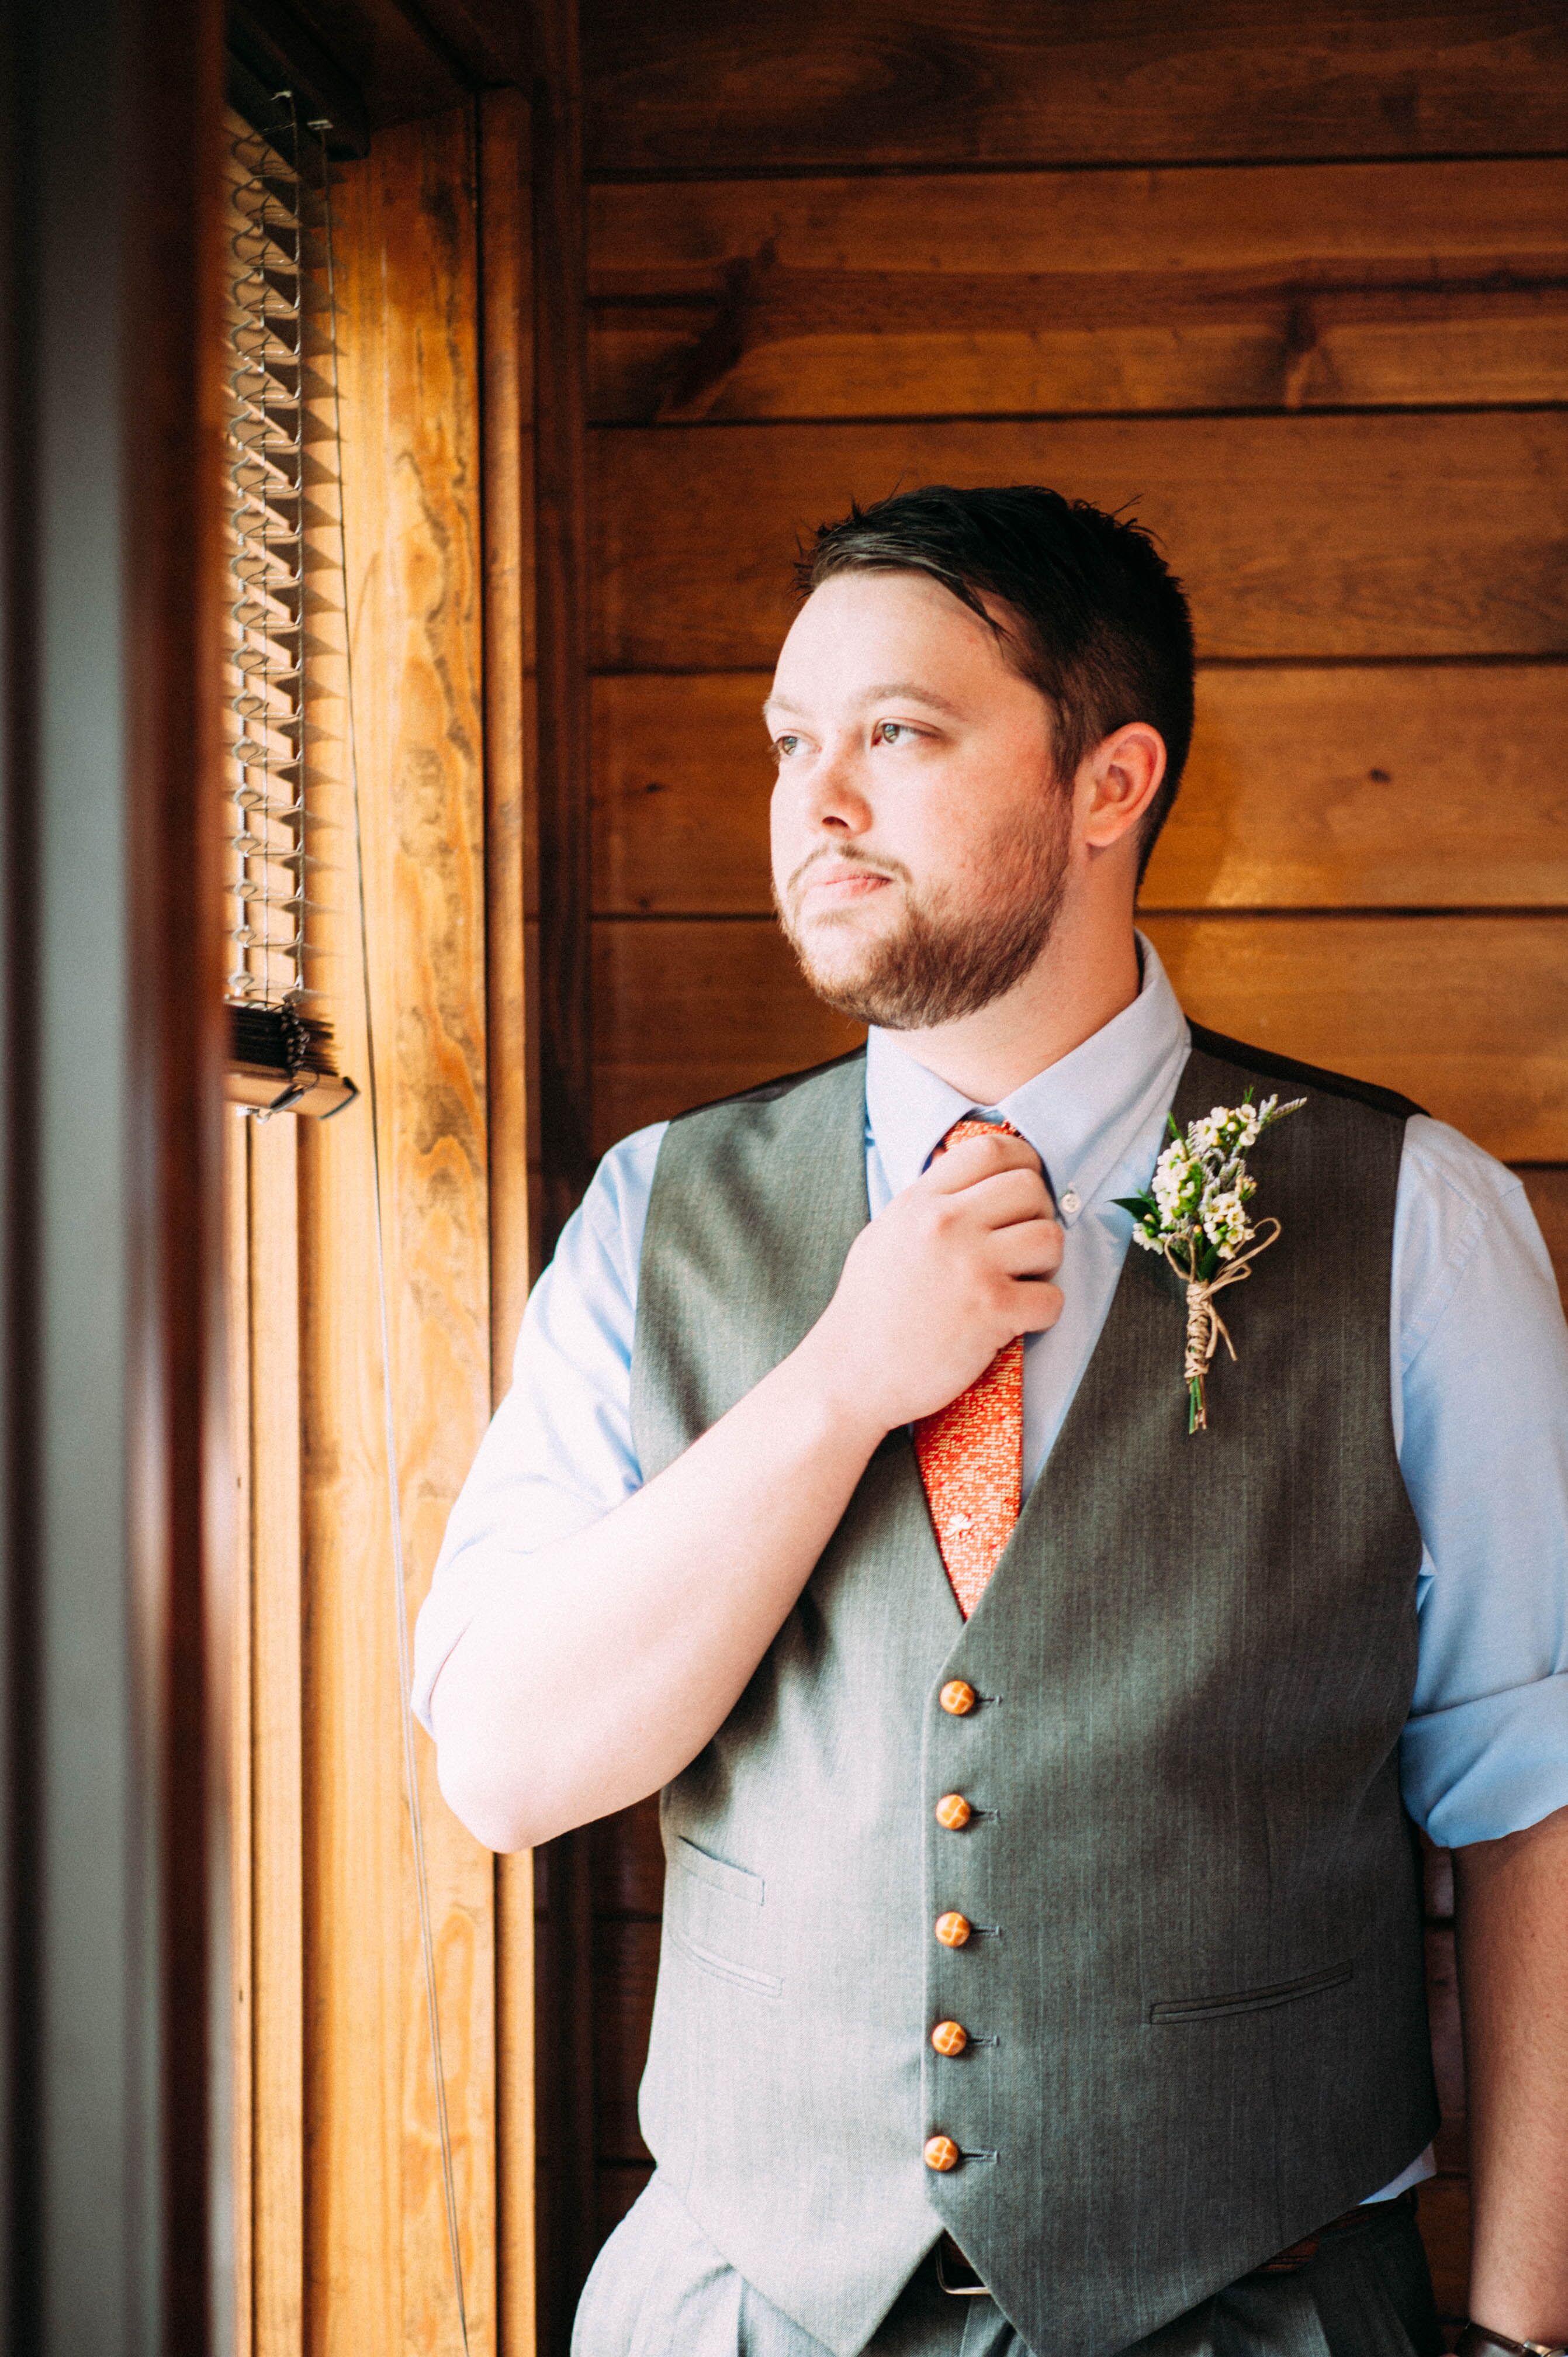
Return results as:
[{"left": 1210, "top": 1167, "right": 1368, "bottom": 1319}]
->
[{"left": 936, "top": 2236, "right": 991, "bottom": 2297}]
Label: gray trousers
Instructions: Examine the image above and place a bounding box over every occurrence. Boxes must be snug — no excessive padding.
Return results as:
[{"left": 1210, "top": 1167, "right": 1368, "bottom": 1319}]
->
[{"left": 572, "top": 2175, "right": 1444, "bottom": 2357}]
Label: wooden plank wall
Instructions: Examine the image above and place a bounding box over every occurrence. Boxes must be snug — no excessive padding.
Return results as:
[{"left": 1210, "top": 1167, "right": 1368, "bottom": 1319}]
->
[{"left": 578, "top": 0, "right": 1568, "bottom": 2328}]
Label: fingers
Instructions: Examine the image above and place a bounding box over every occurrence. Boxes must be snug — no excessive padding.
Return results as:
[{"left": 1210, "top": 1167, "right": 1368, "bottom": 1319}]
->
[
  {"left": 961, "top": 1169, "right": 1057, "bottom": 1232},
  {"left": 1008, "top": 1277, "right": 1064, "bottom": 1336},
  {"left": 995, "top": 1216, "right": 1065, "bottom": 1279},
  {"left": 922, "top": 1129, "right": 1042, "bottom": 1193}
]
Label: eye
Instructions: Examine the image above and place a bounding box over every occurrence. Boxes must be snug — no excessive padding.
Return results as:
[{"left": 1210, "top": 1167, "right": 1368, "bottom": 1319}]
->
[
  {"left": 771, "top": 732, "right": 801, "bottom": 761},
  {"left": 873, "top": 720, "right": 920, "bottom": 747}
]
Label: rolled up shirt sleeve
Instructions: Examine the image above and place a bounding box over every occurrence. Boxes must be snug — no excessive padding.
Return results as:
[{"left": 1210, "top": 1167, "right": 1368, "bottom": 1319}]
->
[
  {"left": 410, "top": 1122, "right": 664, "bottom": 1733},
  {"left": 1395, "top": 1117, "right": 1568, "bottom": 1846}
]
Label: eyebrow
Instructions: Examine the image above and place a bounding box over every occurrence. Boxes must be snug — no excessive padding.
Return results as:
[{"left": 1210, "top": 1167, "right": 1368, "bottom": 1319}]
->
[{"left": 761, "top": 680, "right": 967, "bottom": 721}]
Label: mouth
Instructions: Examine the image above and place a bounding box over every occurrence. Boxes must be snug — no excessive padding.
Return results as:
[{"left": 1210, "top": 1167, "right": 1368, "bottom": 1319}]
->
[{"left": 790, "top": 860, "right": 900, "bottom": 916}]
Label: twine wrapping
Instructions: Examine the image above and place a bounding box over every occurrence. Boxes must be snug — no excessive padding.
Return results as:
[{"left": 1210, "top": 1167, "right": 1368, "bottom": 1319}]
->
[{"left": 1162, "top": 1218, "right": 1282, "bottom": 1433}]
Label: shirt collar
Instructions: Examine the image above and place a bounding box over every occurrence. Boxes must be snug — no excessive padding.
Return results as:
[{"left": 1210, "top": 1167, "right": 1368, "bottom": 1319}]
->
[{"left": 863, "top": 932, "right": 1190, "bottom": 1223}]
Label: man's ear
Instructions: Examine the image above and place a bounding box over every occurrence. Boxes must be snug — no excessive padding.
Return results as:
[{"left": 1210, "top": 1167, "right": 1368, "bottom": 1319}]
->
[{"left": 1079, "top": 724, "right": 1167, "bottom": 851}]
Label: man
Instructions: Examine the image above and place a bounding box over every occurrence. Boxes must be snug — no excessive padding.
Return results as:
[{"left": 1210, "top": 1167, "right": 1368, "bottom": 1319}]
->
[{"left": 416, "top": 487, "right": 1568, "bottom": 2357}]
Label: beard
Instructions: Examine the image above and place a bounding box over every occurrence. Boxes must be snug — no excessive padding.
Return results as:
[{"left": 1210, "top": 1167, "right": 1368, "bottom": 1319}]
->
[{"left": 776, "top": 797, "right": 1072, "bottom": 1032}]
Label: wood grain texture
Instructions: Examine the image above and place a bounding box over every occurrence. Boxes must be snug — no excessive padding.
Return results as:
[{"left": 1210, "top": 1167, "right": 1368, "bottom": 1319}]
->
[
  {"left": 479, "top": 87, "right": 539, "bottom": 2357},
  {"left": 593, "top": 160, "right": 1568, "bottom": 288},
  {"left": 589, "top": 159, "right": 1568, "bottom": 420},
  {"left": 481, "top": 88, "right": 536, "bottom": 1422},
  {"left": 1147, "top": 914, "right": 1568, "bottom": 1158},
  {"left": 581, "top": 0, "right": 1568, "bottom": 172},
  {"left": 591, "top": 282, "right": 1568, "bottom": 424},
  {"left": 307, "top": 106, "right": 497, "bottom": 2357},
  {"left": 227, "top": 1126, "right": 255, "bottom": 2357},
  {"left": 591, "top": 914, "right": 1568, "bottom": 1159},
  {"left": 591, "top": 414, "right": 1568, "bottom": 670},
  {"left": 592, "top": 667, "right": 1568, "bottom": 916},
  {"left": 249, "top": 1122, "right": 306, "bottom": 2356},
  {"left": 1520, "top": 1167, "right": 1568, "bottom": 1301},
  {"left": 534, "top": 0, "right": 596, "bottom": 1233},
  {"left": 592, "top": 918, "right": 861, "bottom": 1149}
]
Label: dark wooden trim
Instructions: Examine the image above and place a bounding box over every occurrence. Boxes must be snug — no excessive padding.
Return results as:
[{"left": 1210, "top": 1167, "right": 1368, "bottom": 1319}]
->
[
  {"left": 478, "top": 80, "right": 540, "bottom": 2357},
  {"left": 532, "top": 0, "right": 594, "bottom": 1244},
  {"left": 531, "top": 12, "right": 599, "bottom": 2338},
  {"left": 226, "top": 0, "right": 372, "bottom": 155}
]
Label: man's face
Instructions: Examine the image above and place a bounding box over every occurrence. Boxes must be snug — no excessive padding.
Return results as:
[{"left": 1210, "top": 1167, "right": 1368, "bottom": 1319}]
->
[{"left": 766, "top": 568, "right": 1071, "bottom": 1031}]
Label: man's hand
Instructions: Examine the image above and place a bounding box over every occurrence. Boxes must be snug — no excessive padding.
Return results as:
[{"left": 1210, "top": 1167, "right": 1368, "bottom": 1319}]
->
[
  {"left": 1456, "top": 1803, "right": 1568, "bottom": 2345},
  {"left": 806, "top": 1131, "right": 1064, "bottom": 1432},
  {"left": 431, "top": 1133, "right": 1064, "bottom": 1851}
]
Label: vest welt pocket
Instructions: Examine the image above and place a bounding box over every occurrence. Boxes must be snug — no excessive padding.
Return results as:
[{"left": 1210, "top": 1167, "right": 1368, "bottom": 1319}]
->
[
  {"left": 665, "top": 1836, "right": 782, "bottom": 1997},
  {"left": 670, "top": 1834, "right": 765, "bottom": 1907},
  {"left": 1147, "top": 1959, "right": 1352, "bottom": 2025},
  {"left": 665, "top": 1921, "right": 783, "bottom": 2000}
]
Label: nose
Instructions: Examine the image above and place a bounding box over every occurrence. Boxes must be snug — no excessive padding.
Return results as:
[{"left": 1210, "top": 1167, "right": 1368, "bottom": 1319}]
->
[{"left": 798, "top": 735, "right": 873, "bottom": 837}]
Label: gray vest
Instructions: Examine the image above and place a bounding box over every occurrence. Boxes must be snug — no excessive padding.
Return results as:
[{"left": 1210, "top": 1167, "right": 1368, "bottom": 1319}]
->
[{"left": 629, "top": 1029, "right": 1438, "bottom": 2357}]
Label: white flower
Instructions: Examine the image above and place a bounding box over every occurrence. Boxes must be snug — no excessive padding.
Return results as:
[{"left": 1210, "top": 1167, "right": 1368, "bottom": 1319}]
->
[
  {"left": 1202, "top": 1188, "right": 1251, "bottom": 1259},
  {"left": 1152, "top": 1139, "right": 1202, "bottom": 1221}
]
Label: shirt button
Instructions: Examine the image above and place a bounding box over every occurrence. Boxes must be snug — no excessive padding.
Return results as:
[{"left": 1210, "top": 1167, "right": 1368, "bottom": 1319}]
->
[
  {"left": 931, "top": 2019, "right": 970, "bottom": 2055},
  {"left": 939, "top": 1680, "right": 977, "bottom": 1716},
  {"left": 935, "top": 1793, "right": 973, "bottom": 1830},
  {"left": 1060, "top": 1187, "right": 1081, "bottom": 1216},
  {"left": 934, "top": 1910, "right": 972, "bottom": 1948},
  {"left": 924, "top": 2134, "right": 961, "bottom": 2172}
]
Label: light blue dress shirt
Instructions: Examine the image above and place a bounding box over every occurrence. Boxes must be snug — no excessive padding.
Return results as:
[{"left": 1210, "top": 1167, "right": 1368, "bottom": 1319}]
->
[
  {"left": 415, "top": 936, "right": 1568, "bottom": 2207},
  {"left": 416, "top": 943, "right": 1568, "bottom": 1840}
]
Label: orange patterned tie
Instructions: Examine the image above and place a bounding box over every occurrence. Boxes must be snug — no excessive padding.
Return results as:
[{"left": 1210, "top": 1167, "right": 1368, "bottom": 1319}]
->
[{"left": 913, "top": 1118, "right": 1026, "bottom": 1619}]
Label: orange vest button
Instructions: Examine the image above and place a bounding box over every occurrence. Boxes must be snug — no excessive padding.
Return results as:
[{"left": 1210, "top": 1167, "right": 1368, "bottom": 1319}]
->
[
  {"left": 923, "top": 2134, "right": 961, "bottom": 2172},
  {"left": 939, "top": 1680, "right": 977, "bottom": 1716},
  {"left": 935, "top": 1792, "right": 973, "bottom": 1830},
  {"left": 934, "top": 1910, "right": 972, "bottom": 1948},
  {"left": 930, "top": 2019, "right": 969, "bottom": 2056}
]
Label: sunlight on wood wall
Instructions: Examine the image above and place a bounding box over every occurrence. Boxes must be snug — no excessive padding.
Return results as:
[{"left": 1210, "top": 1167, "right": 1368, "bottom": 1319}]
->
[{"left": 227, "top": 90, "right": 536, "bottom": 2357}]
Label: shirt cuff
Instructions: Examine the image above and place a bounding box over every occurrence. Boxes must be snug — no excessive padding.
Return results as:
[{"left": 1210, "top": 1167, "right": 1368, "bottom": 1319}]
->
[{"left": 1401, "top": 1670, "right": 1568, "bottom": 1847}]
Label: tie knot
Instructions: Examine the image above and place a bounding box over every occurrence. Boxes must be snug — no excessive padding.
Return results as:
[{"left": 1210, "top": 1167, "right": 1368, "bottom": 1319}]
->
[{"left": 936, "top": 1115, "right": 1022, "bottom": 1157}]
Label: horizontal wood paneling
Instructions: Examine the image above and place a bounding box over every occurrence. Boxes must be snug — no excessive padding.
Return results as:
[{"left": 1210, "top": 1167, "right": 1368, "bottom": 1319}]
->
[
  {"left": 582, "top": 0, "right": 1568, "bottom": 174},
  {"left": 592, "top": 284, "right": 1568, "bottom": 424},
  {"left": 593, "top": 161, "right": 1568, "bottom": 288},
  {"left": 593, "top": 914, "right": 1568, "bottom": 1159},
  {"left": 590, "top": 160, "right": 1568, "bottom": 420},
  {"left": 592, "top": 414, "right": 1568, "bottom": 669},
  {"left": 592, "top": 667, "right": 1568, "bottom": 915},
  {"left": 592, "top": 920, "right": 861, "bottom": 1148}
]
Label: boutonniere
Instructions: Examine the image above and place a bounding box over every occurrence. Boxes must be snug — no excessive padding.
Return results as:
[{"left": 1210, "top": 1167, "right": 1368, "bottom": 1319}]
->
[{"left": 1114, "top": 1091, "right": 1306, "bottom": 1434}]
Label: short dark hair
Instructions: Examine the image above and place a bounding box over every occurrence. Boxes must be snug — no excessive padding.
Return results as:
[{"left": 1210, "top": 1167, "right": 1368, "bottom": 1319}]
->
[{"left": 797, "top": 484, "right": 1195, "bottom": 876}]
